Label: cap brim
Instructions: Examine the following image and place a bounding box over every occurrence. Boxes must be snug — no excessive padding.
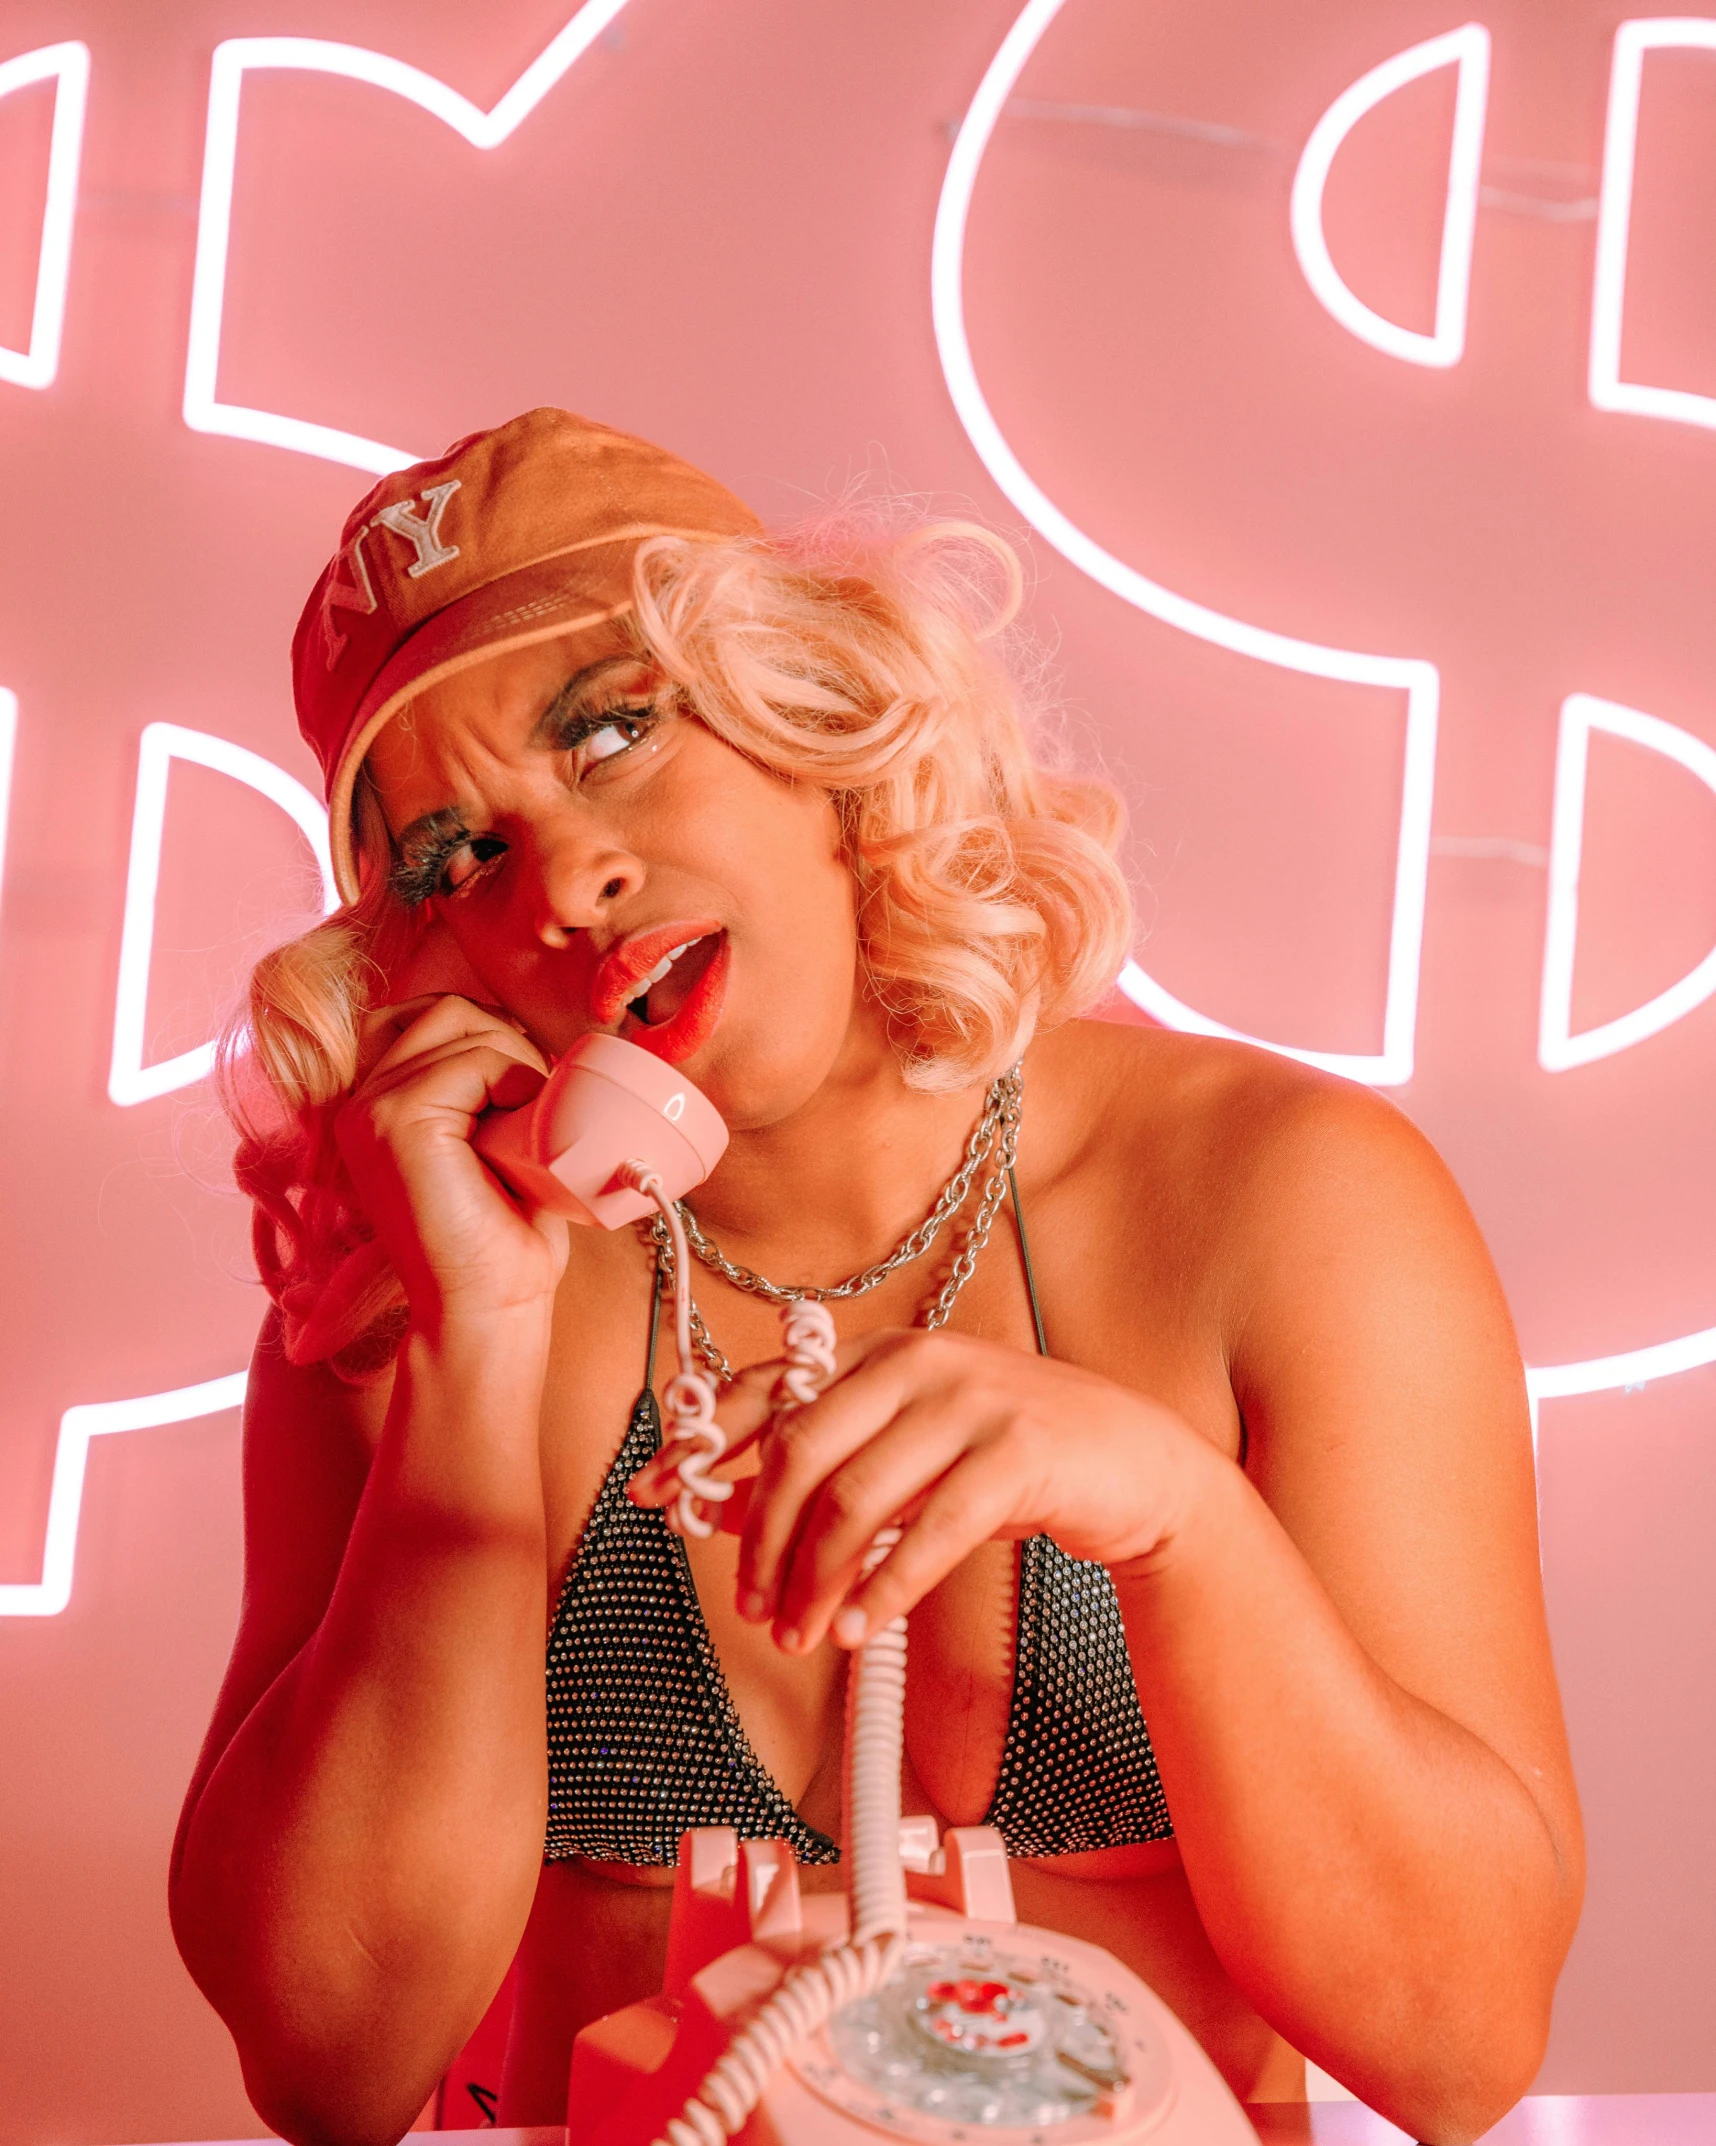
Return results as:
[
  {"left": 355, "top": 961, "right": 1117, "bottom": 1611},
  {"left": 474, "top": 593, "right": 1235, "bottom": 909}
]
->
[{"left": 326, "top": 531, "right": 704, "bottom": 903}]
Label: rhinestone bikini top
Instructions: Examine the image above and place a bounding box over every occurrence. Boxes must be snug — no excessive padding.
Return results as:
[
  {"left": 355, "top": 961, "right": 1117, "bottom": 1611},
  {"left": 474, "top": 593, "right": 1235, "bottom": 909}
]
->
[{"left": 542, "top": 1185, "right": 1175, "bottom": 1865}]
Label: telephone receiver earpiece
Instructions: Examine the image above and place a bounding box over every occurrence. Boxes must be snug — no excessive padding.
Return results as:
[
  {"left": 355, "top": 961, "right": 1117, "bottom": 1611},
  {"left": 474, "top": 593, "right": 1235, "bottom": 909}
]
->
[{"left": 474, "top": 1032, "right": 729, "bottom": 1227}]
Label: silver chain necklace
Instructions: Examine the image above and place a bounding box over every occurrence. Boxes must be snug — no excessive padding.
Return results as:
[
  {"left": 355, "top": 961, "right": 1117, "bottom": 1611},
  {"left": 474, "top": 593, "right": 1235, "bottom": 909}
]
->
[{"left": 644, "top": 1065, "right": 1023, "bottom": 1384}]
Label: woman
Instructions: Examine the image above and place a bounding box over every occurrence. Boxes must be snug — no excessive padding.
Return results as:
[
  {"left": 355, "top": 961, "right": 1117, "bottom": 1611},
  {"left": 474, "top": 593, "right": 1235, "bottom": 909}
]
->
[{"left": 169, "top": 409, "right": 1581, "bottom": 2146}]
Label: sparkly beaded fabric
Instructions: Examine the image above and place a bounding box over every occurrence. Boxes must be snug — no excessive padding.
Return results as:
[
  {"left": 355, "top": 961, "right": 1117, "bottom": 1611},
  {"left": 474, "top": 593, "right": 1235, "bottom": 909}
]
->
[
  {"left": 544, "top": 1385, "right": 840, "bottom": 1866},
  {"left": 978, "top": 1533, "right": 1174, "bottom": 1855},
  {"left": 542, "top": 1206, "right": 1175, "bottom": 1865}
]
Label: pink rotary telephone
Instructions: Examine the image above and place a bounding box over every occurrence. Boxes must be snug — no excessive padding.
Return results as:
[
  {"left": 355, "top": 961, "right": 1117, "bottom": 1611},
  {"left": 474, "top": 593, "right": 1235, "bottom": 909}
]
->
[{"left": 478, "top": 1036, "right": 1256, "bottom": 2146}]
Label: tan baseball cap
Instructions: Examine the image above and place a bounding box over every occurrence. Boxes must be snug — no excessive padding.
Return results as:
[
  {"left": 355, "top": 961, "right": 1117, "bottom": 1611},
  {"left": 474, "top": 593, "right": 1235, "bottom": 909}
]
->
[{"left": 292, "top": 407, "right": 762, "bottom": 902}]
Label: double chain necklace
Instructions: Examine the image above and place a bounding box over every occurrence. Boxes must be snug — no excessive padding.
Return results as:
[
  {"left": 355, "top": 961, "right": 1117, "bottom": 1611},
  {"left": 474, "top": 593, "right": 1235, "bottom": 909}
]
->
[{"left": 644, "top": 1065, "right": 1024, "bottom": 1384}]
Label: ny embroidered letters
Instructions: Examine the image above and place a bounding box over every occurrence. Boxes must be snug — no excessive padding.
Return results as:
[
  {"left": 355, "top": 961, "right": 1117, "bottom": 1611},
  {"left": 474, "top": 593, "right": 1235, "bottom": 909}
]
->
[
  {"left": 318, "top": 480, "right": 463, "bottom": 666},
  {"left": 318, "top": 529, "right": 377, "bottom": 668},
  {"left": 373, "top": 478, "right": 462, "bottom": 578}
]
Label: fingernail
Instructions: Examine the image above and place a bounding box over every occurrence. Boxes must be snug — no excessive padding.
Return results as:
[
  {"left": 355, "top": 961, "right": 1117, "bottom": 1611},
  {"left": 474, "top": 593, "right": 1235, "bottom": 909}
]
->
[
  {"left": 833, "top": 1607, "right": 868, "bottom": 1647},
  {"left": 776, "top": 1626, "right": 802, "bottom": 1653},
  {"left": 738, "top": 1589, "right": 768, "bottom": 1622}
]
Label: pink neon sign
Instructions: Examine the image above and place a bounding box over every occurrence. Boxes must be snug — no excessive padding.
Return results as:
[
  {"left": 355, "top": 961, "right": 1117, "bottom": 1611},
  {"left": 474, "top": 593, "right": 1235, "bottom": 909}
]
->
[{"left": 1, "top": 3, "right": 1713, "bottom": 1626}]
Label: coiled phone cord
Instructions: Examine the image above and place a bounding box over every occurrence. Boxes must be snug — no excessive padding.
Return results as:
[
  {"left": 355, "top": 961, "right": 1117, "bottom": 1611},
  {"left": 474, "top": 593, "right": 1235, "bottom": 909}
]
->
[
  {"left": 619, "top": 1163, "right": 729, "bottom": 1539},
  {"left": 614, "top": 1196, "right": 909, "bottom": 2145}
]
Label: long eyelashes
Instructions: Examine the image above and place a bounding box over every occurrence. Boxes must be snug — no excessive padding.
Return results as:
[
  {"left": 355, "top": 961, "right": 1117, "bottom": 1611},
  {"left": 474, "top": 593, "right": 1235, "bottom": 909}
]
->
[{"left": 390, "top": 834, "right": 469, "bottom": 908}]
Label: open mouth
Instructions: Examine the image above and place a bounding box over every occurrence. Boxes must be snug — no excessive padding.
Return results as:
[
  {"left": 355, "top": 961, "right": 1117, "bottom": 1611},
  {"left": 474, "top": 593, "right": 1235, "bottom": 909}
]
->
[
  {"left": 618, "top": 930, "right": 729, "bottom": 1063},
  {"left": 626, "top": 932, "right": 722, "bottom": 1028}
]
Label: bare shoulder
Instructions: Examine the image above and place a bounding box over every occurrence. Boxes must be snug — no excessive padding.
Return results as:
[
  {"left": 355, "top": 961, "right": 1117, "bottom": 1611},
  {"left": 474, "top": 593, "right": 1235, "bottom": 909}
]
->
[
  {"left": 1025, "top": 1014, "right": 1519, "bottom": 1411},
  {"left": 1029, "top": 1015, "right": 1455, "bottom": 1244},
  {"left": 1026, "top": 1033, "right": 1565, "bottom": 1840}
]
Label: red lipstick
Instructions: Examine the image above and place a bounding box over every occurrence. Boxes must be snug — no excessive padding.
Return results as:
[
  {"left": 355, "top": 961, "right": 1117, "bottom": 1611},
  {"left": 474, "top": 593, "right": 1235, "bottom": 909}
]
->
[
  {"left": 590, "top": 919, "right": 723, "bottom": 1025},
  {"left": 625, "top": 934, "right": 729, "bottom": 1064},
  {"left": 590, "top": 919, "right": 729, "bottom": 1066}
]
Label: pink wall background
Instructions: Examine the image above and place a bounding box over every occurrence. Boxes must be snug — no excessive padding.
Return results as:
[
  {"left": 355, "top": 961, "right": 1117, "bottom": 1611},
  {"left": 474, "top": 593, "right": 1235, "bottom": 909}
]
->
[{"left": 2, "top": 1, "right": 1713, "bottom": 2137}]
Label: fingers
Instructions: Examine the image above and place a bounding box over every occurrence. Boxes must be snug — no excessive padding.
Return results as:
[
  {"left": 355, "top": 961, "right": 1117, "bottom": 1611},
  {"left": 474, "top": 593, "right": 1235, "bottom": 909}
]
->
[
  {"left": 740, "top": 1335, "right": 1029, "bottom": 1650},
  {"left": 735, "top": 1339, "right": 928, "bottom": 1627},
  {"left": 627, "top": 1340, "right": 926, "bottom": 1561},
  {"left": 648, "top": 1322, "right": 1175, "bottom": 1649},
  {"left": 624, "top": 1358, "right": 788, "bottom": 1514},
  {"left": 346, "top": 1001, "right": 552, "bottom": 1152},
  {"left": 715, "top": 1332, "right": 902, "bottom": 1422},
  {"left": 356, "top": 993, "right": 501, "bottom": 1082},
  {"left": 761, "top": 1394, "right": 980, "bottom": 1651},
  {"left": 832, "top": 1454, "right": 1025, "bottom": 1647},
  {"left": 681, "top": 1344, "right": 875, "bottom": 1476},
  {"left": 322, "top": 995, "right": 578, "bottom": 1324},
  {"left": 626, "top": 1460, "right": 758, "bottom": 1539},
  {"left": 706, "top": 1361, "right": 785, "bottom": 1445},
  {"left": 334, "top": 1025, "right": 559, "bottom": 1259},
  {"left": 624, "top": 1362, "right": 788, "bottom": 1516},
  {"left": 623, "top": 1358, "right": 798, "bottom": 1516},
  {"left": 717, "top": 1477, "right": 759, "bottom": 1535},
  {"left": 354, "top": 994, "right": 450, "bottom": 1078},
  {"left": 644, "top": 1327, "right": 1076, "bottom": 1655},
  {"left": 361, "top": 995, "right": 546, "bottom": 1090},
  {"left": 352, "top": 1042, "right": 548, "bottom": 1145}
]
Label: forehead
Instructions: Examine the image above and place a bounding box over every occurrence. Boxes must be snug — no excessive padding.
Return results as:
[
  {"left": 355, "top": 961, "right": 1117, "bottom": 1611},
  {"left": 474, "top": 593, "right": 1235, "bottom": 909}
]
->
[{"left": 365, "top": 618, "right": 642, "bottom": 821}]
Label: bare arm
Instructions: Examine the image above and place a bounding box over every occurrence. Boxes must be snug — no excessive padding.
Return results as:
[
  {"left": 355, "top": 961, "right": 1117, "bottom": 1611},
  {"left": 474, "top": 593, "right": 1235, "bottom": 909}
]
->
[
  {"left": 170, "top": 999, "right": 568, "bottom": 2146},
  {"left": 1115, "top": 1080, "right": 1581, "bottom": 2138}
]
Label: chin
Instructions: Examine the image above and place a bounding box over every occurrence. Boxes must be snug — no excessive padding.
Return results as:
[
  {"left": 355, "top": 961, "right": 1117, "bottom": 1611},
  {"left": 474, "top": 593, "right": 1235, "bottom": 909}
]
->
[{"left": 684, "top": 1019, "right": 850, "bottom": 1134}]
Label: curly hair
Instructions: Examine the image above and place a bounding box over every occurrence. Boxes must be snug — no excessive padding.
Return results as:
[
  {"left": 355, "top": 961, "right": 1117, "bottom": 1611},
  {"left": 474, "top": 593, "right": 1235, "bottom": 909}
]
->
[{"left": 226, "top": 512, "right": 1132, "bottom": 1378}]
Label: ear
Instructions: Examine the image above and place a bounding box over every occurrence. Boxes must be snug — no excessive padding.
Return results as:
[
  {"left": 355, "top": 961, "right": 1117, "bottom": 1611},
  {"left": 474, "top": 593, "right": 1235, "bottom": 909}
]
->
[{"left": 383, "top": 913, "right": 492, "bottom": 1002}]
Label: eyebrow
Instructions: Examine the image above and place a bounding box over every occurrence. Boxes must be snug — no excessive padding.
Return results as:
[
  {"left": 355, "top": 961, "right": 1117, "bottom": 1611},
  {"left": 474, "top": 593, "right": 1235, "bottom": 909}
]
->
[
  {"left": 392, "top": 656, "right": 646, "bottom": 850},
  {"left": 529, "top": 654, "right": 643, "bottom": 746}
]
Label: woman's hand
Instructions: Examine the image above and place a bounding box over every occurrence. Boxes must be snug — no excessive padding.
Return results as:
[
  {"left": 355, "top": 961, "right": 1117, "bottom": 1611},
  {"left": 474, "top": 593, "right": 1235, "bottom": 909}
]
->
[
  {"left": 640, "top": 1328, "right": 1221, "bottom": 1654},
  {"left": 334, "top": 994, "right": 571, "bottom": 1329}
]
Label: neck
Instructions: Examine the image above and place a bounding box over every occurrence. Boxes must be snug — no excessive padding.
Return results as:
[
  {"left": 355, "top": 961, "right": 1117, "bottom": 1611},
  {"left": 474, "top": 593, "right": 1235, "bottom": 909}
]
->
[{"left": 691, "top": 1035, "right": 995, "bottom": 1289}]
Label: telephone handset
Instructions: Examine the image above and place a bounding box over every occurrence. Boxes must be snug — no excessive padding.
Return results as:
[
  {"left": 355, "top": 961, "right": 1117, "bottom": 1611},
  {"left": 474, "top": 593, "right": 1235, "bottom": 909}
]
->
[
  {"left": 474, "top": 1032, "right": 729, "bottom": 1227},
  {"left": 480, "top": 1039, "right": 1255, "bottom": 2145}
]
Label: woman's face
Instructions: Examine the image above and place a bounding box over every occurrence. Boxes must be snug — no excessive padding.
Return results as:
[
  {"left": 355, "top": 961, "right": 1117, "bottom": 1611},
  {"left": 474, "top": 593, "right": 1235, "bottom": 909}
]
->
[{"left": 364, "top": 622, "right": 872, "bottom": 1126}]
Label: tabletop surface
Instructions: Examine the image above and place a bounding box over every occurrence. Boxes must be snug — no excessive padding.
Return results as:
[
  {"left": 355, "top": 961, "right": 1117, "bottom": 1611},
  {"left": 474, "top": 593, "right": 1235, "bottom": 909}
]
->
[
  {"left": 150, "top": 2100, "right": 1716, "bottom": 2146},
  {"left": 1245, "top": 2095, "right": 1716, "bottom": 2144}
]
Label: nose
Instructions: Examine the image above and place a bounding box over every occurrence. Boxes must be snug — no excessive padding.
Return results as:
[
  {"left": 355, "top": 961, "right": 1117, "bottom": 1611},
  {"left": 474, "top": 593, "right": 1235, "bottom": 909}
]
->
[{"left": 531, "top": 820, "right": 645, "bottom": 947}]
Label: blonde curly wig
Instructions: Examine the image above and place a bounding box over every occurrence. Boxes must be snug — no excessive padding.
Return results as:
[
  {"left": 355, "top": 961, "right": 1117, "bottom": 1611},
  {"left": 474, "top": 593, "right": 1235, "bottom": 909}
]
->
[{"left": 226, "top": 512, "right": 1132, "bottom": 1378}]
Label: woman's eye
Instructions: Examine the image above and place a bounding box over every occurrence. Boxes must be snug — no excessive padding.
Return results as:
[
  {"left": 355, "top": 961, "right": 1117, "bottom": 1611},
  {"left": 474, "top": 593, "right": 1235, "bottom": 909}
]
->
[
  {"left": 576, "top": 712, "right": 653, "bottom": 772},
  {"left": 442, "top": 834, "right": 506, "bottom": 894},
  {"left": 582, "top": 719, "right": 638, "bottom": 765}
]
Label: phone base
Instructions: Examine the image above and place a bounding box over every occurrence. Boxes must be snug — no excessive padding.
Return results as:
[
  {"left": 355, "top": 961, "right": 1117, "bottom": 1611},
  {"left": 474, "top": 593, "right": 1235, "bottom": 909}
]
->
[{"left": 567, "top": 1825, "right": 1257, "bottom": 2145}]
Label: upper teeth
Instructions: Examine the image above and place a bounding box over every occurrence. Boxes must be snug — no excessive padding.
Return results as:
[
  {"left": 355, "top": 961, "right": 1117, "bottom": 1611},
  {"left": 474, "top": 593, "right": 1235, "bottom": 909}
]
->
[{"left": 640, "top": 941, "right": 696, "bottom": 989}]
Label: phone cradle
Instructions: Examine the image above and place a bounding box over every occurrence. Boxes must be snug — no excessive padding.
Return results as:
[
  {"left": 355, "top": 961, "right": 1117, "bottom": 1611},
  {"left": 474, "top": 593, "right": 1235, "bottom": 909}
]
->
[{"left": 567, "top": 1823, "right": 1257, "bottom": 2145}]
